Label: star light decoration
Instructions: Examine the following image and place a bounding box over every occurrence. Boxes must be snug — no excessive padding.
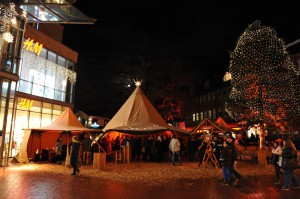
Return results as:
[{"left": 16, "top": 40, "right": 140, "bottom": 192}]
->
[
  {"left": 226, "top": 20, "right": 300, "bottom": 128},
  {"left": 3, "top": 32, "right": 13, "bottom": 43},
  {"left": 133, "top": 79, "right": 142, "bottom": 87},
  {"left": 0, "top": 3, "right": 27, "bottom": 42}
]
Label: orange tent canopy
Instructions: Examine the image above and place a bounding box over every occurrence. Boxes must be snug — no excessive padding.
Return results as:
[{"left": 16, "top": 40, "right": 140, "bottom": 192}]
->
[{"left": 15, "top": 108, "right": 100, "bottom": 163}]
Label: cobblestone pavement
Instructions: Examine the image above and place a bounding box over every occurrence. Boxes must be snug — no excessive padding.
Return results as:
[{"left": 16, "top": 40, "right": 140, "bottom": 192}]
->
[{"left": 1, "top": 163, "right": 300, "bottom": 199}]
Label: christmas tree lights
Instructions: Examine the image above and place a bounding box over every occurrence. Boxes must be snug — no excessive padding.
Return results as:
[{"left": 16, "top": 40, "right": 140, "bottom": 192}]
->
[{"left": 225, "top": 20, "right": 300, "bottom": 130}]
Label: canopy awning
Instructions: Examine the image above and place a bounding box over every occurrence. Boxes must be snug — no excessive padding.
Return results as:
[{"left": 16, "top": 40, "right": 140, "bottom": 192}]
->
[{"left": 19, "top": 0, "right": 96, "bottom": 24}]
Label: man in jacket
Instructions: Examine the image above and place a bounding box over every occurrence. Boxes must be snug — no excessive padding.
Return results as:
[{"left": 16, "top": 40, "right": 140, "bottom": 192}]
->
[
  {"left": 227, "top": 136, "right": 242, "bottom": 185},
  {"left": 71, "top": 135, "right": 80, "bottom": 176},
  {"left": 169, "top": 134, "right": 182, "bottom": 166}
]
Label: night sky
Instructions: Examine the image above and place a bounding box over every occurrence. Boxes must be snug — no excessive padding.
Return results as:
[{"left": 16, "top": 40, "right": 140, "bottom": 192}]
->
[{"left": 62, "top": 0, "right": 300, "bottom": 117}]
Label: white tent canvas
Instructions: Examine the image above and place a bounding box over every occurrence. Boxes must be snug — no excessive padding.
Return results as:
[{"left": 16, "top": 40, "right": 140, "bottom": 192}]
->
[{"left": 102, "top": 86, "right": 189, "bottom": 135}]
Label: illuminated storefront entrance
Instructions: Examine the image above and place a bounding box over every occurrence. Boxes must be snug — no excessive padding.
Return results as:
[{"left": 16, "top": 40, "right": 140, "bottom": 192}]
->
[
  {"left": 11, "top": 96, "right": 69, "bottom": 158},
  {"left": 0, "top": 2, "right": 27, "bottom": 166}
]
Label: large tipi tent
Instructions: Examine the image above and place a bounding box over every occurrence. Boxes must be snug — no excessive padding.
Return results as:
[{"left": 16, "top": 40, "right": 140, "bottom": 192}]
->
[
  {"left": 15, "top": 108, "right": 99, "bottom": 163},
  {"left": 102, "top": 85, "right": 189, "bottom": 135}
]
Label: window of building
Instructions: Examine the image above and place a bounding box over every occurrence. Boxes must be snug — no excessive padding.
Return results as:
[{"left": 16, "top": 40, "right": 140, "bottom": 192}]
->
[
  {"left": 200, "top": 112, "right": 203, "bottom": 121},
  {"left": 208, "top": 110, "right": 212, "bottom": 119},
  {"left": 213, "top": 109, "right": 216, "bottom": 120},
  {"left": 212, "top": 92, "right": 215, "bottom": 100},
  {"left": 207, "top": 94, "right": 211, "bottom": 101},
  {"left": 204, "top": 111, "right": 207, "bottom": 119},
  {"left": 196, "top": 113, "right": 199, "bottom": 121},
  {"left": 193, "top": 113, "right": 196, "bottom": 121},
  {"left": 48, "top": 51, "right": 57, "bottom": 63},
  {"left": 42, "top": 102, "right": 52, "bottom": 114},
  {"left": 218, "top": 108, "right": 223, "bottom": 117},
  {"left": 18, "top": 49, "right": 76, "bottom": 103},
  {"left": 57, "top": 56, "right": 66, "bottom": 67}
]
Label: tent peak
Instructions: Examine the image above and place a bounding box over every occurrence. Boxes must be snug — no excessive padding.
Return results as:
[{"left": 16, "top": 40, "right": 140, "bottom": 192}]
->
[{"left": 133, "top": 79, "right": 142, "bottom": 87}]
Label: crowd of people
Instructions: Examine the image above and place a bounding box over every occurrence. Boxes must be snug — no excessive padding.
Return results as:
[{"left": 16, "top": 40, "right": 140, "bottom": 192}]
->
[
  {"left": 99, "top": 134, "right": 176, "bottom": 163},
  {"left": 271, "top": 138, "right": 300, "bottom": 191},
  {"left": 65, "top": 132, "right": 300, "bottom": 192}
]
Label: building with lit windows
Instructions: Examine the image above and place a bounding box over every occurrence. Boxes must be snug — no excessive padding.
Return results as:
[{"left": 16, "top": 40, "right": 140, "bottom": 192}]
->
[
  {"left": 184, "top": 73, "right": 233, "bottom": 128},
  {"left": 0, "top": 0, "right": 94, "bottom": 166}
]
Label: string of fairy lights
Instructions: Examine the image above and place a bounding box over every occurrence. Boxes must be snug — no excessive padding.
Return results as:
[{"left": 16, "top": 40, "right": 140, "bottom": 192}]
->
[
  {"left": 226, "top": 20, "right": 300, "bottom": 126},
  {"left": 0, "top": 3, "right": 27, "bottom": 43},
  {"left": 22, "top": 50, "right": 77, "bottom": 84}
]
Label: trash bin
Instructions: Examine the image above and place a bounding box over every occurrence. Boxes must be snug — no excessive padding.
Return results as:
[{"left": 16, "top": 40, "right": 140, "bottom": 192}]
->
[
  {"left": 257, "top": 150, "right": 267, "bottom": 166},
  {"left": 93, "top": 152, "right": 106, "bottom": 170}
]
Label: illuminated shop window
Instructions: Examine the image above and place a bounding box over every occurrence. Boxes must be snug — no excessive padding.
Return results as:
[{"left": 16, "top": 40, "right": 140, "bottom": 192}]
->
[{"left": 18, "top": 49, "right": 76, "bottom": 103}]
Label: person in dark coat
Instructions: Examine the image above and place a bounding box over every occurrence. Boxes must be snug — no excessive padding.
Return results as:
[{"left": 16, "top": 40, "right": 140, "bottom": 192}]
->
[
  {"left": 227, "top": 136, "right": 242, "bottom": 185},
  {"left": 188, "top": 136, "right": 198, "bottom": 161},
  {"left": 281, "top": 139, "right": 300, "bottom": 190},
  {"left": 220, "top": 141, "right": 232, "bottom": 185},
  {"left": 70, "top": 135, "right": 80, "bottom": 176}
]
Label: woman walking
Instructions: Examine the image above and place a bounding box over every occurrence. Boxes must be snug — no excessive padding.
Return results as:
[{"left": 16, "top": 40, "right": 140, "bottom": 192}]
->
[
  {"left": 281, "top": 139, "right": 300, "bottom": 190},
  {"left": 271, "top": 140, "right": 282, "bottom": 184},
  {"left": 220, "top": 141, "right": 232, "bottom": 186}
]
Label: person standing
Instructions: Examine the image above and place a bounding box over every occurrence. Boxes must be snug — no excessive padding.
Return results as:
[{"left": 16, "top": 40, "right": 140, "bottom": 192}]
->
[
  {"left": 188, "top": 136, "right": 198, "bottom": 162},
  {"left": 70, "top": 135, "right": 80, "bottom": 176},
  {"left": 227, "top": 136, "right": 242, "bottom": 185},
  {"left": 169, "top": 134, "right": 182, "bottom": 166},
  {"left": 82, "top": 135, "right": 92, "bottom": 165},
  {"left": 220, "top": 141, "right": 232, "bottom": 186},
  {"left": 54, "top": 137, "right": 63, "bottom": 162},
  {"left": 281, "top": 139, "right": 300, "bottom": 190},
  {"left": 105, "top": 135, "right": 112, "bottom": 154},
  {"left": 271, "top": 141, "right": 282, "bottom": 184},
  {"left": 197, "top": 137, "right": 209, "bottom": 167}
]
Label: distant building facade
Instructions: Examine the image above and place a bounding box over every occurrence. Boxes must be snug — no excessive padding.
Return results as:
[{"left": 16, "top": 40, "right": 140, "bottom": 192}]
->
[
  {"left": 76, "top": 110, "right": 110, "bottom": 129},
  {"left": 184, "top": 73, "right": 232, "bottom": 128}
]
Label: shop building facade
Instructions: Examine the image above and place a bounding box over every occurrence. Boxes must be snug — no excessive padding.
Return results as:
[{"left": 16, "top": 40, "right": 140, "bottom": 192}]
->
[
  {"left": 0, "top": 0, "right": 94, "bottom": 166},
  {"left": 0, "top": 2, "right": 27, "bottom": 166},
  {"left": 10, "top": 24, "right": 78, "bottom": 163}
]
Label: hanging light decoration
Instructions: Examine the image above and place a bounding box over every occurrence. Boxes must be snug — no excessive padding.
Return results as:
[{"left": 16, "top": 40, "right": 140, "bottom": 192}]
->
[
  {"left": 3, "top": 32, "right": 13, "bottom": 43},
  {"left": 22, "top": 50, "right": 77, "bottom": 84},
  {"left": 133, "top": 79, "right": 142, "bottom": 87},
  {"left": 0, "top": 3, "right": 27, "bottom": 43}
]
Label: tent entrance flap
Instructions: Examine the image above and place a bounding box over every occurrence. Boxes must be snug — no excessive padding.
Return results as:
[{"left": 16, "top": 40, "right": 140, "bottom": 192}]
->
[{"left": 14, "top": 129, "right": 31, "bottom": 163}]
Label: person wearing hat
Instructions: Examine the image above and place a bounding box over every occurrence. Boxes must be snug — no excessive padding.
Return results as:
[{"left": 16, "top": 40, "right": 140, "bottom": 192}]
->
[{"left": 70, "top": 135, "right": 80, "bottom": 176}]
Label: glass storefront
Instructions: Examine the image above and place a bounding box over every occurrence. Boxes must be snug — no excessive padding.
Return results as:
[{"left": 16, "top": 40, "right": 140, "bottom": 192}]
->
[
  {"left": 18, "top": 49, "right": 76, "bottom": 103},
  {"left": 11, "top": 97, "right": 68, "bottom": 157},
  {"left": 0, "top": 3, "right": 27, "bottom": 166},
  {"left": 0, "top": 78, "right": 17, "bottom": 166}
]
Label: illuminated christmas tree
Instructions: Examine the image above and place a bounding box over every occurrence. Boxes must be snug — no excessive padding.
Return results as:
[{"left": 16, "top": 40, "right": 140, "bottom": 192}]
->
[{"left": 226, "top": 20, "right": 300, "bottom": 131}]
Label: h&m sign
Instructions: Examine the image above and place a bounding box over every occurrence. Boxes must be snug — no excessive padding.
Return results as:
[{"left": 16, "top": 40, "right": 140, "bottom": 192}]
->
[{"left": 23, "top": 38, "right": 43, "bottom": 56}]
